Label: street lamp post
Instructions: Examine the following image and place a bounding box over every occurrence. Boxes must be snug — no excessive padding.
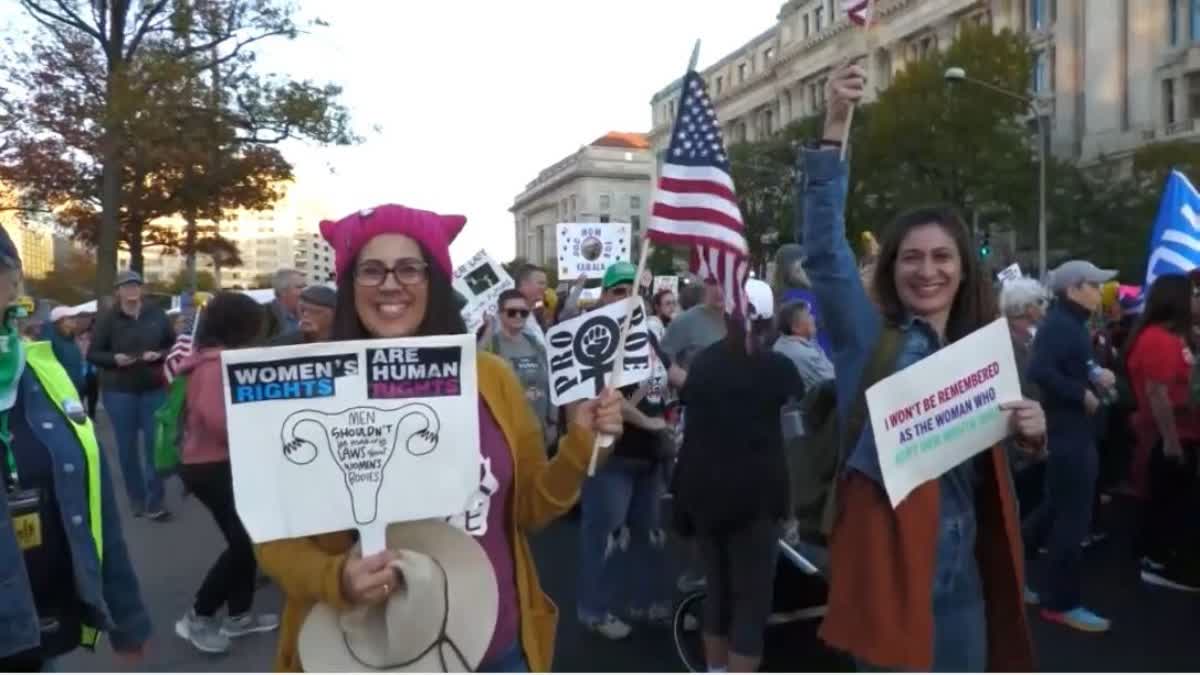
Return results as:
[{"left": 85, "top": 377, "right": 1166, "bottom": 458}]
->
[{"left": 944, "top": 66, "right": 1048, "bottom": 280}]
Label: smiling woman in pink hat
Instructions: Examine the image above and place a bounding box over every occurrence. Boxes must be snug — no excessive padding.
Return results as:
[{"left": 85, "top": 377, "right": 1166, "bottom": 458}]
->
[{"left": 256, "top": 205, "right": 624, "bottom": 673}]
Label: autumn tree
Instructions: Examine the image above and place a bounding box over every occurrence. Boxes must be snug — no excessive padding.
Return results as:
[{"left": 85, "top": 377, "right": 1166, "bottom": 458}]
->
[{"left": 0, "top": 0, "right": 352, "bottom": 301}]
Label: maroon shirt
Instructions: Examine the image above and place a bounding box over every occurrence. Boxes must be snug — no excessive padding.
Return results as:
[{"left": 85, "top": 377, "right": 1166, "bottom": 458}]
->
[{"left": 447, "top": 400, "right": 519, "bottom": 662}]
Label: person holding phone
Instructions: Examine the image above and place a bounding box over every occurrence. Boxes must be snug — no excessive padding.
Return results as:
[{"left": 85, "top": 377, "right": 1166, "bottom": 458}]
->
[{"left": 87, "top": 271, "right": 176, "bottom": 521}]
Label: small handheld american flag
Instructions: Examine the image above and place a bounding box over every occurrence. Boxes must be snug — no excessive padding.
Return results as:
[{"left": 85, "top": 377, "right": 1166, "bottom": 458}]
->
[
  {"left": 647, "top": 69, "right": 750, "bottom": 318},
  {"left": 164, "top": 302, "right": 201, "bottom": 384},
  {"left": 843, "top": 0, "right": 871, "bottom": 26}
]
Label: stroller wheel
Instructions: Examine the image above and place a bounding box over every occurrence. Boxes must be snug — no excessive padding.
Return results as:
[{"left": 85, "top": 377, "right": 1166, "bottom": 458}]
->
[{"left": 673, "top": 590, "right": 707, "bottom": 673}]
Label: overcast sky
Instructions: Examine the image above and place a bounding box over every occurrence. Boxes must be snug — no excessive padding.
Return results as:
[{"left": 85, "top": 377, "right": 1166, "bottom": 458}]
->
[{"left": 4, "top": 0, "right": 783, "bottom": 262}]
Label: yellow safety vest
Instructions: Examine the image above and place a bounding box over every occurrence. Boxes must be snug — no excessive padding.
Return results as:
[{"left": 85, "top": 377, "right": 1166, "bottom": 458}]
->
[{"left": 24, "top": 342, "right": 104, "bottom": 648}]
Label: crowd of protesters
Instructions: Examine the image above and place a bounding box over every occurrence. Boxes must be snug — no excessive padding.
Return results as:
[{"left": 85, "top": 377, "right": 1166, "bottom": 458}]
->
[{"left": 3, "top": 61, "right": 1200, "bottom": 675}]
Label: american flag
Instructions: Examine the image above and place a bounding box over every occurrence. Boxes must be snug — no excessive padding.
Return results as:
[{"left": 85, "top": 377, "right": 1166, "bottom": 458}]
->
[
  {"left": 647, "top": 69, "right": 749, "bottom": 318},
  {"left": 843, "top": 0, "right": 871, "bottom": 26},
  {"left": 164, "top": 306, "right": 199, "bottom": 383}
]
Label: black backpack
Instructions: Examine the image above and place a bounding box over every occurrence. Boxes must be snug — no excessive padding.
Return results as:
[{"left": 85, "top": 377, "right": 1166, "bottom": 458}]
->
[{"left": 786, "top": 326, "right": 903, "bottom": 541}]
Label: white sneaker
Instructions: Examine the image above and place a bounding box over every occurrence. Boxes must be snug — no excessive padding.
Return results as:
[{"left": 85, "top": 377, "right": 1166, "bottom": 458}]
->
[
  {"left": 175, "top": 610, "right": 232, "bottom": 654},
  {"left": 221, "top": 612, "right": 280, "bottom": 638},
  {"left": 582, "top": 613, "right": 632, "bottom": 640}
]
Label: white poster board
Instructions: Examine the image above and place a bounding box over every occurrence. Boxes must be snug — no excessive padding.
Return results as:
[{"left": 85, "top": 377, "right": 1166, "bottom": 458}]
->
[
  {"left": 556, "top": 222, "right": 631, "bottom": 279},
  {"left": 545, "top": 297, "right": 653, "bottom": 405},
  {"left": 222, "top": 336, "right": 481, "bottom": 555},
  {"left": 996, "top": 263, "right": 1022, "bottom": 285},
  {"left": 867, "top": 318, "right": 1022, "bottom": 507},
  {"left": 452, "top": 250, "right": 515, "bottom": 333},
  {"left": 653, "top": 275, "right": 679, "bottom": 298}
]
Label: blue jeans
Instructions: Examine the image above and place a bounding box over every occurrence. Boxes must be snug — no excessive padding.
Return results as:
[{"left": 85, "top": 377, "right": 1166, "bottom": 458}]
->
[
  {"left": 478, "top": 642, "right": 529, "bottom": 672},
  {"left": 1040, "top": 440, "right": 1098, "bottom": 611},
  {"left": 577, "top": 457, "right": 670, "bottom": 622},
  {"left": 103, "top": 389, "right": 166, "bottom": 513}
]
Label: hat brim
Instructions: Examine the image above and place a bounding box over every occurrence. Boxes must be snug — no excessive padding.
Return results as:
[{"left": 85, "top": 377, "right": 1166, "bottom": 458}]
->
[
  {"left": 1089, "top": 269, "right": 1119, "bottom": 284},
  {"left": 298, "top": 519, "right": 498, "bottom": 673}
]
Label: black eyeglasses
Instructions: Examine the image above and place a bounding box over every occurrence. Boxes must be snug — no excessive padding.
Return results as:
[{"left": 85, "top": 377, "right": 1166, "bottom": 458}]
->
[
  {"left": 355, "top": 259, "right": 429, "bottom": 287},
  {"left": 504, "top": 308, "right": 531, "bottom": 319}
]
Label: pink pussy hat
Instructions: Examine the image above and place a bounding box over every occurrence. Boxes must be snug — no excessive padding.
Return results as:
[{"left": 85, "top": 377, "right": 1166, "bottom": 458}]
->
[{"left": 319, "top": 205, "right": 467, "bottom": 280}]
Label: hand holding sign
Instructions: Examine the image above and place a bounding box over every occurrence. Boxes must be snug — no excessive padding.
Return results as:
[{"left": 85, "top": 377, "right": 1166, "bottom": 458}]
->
[
  {"left": 867, "top": 318, "right": 1023, "bottom": 507},
  {"left": 1000, "top": 399, "right": 1046, "bottom": 441}
]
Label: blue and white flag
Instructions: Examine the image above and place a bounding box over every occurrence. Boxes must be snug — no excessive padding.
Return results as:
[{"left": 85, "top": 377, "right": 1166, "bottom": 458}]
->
[{"left": 1144, "top": 170, "right": 1200, "bottom": 290}]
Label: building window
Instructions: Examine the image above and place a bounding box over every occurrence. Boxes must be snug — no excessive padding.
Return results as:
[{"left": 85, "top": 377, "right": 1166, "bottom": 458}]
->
[
  {"left": 1170, "top": 0, "right": 1179, "bottom": 44},
  {"left": 1165, "top": 78, "right": 1177, "bottom": 125},
  {"left": 1193, "top": 0, "right": 1200, "bottom": 41},
  {"left": 803, "top": 14, "right": 811, "bottom": 37},
  {"left": 1188, "top": 72, "right": 1200, "bottom": 118},
  {"left": 814, "top": 6, "right": 824, "bottom": 31},
  {"left": 764, "top": 108, "right": 774, "bottom": 135},
  {"left": 764, "top": 47, "right": 775, "bottom": 62},
  {"left": 599, "top": 194, "right": 611, "bottom": 210},
  {"left": 716, "top": 76, "right": 723, "bottom": 94},
  {"left": 738, "top": 63, "right": 747, "bottom": 82},
  {"left": 631, "top": 215, "right": 641, "bottom": 231},
  {"left": 1029, "top": 0, "right": 1044, "bottom": 31},
  {"left": 570, "top": 195, "right": 577, "bottom": 217},
  {"left": 599, "top": 215, "right": 610, "bottom": 223},
  {"left": 1033, "top": 51, "right": 1049, "bottom": 92},
  {"left": 630, "top": 195, "right": 642, "bottom": 210}
]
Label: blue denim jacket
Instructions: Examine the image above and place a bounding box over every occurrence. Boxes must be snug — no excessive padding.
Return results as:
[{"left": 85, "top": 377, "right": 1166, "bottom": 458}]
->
[
  {"left": 0, "top": 369, "right": 151, "bottom": 658},
  {"left": 796, "top": 148, "right": 977, "bottom": 522}
]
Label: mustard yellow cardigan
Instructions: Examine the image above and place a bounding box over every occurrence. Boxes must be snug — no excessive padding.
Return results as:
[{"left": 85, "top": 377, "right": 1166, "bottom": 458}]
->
[{"left": 255, "top": 352, "right": 596, "bottom": 672}]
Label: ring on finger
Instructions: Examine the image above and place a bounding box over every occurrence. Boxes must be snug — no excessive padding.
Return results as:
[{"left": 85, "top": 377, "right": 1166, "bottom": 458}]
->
[{"left": 382, "top": 583, "right": 390, "bottom": 595}]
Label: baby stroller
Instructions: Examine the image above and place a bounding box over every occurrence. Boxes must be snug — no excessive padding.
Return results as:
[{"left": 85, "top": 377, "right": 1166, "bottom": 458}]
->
[{"left": 671, "top": 538, "right": 850, "bottom": 672}]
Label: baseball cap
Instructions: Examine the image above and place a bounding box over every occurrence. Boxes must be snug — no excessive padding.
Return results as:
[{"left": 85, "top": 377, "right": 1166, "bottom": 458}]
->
[
  {"left": 114, "top": 270, "right": 143, "bottom": 288},
  {"left": 602, "top": 261, "right": 637, "bottom": 290},
  {"left": 1047, "top": 260, "right": 1117, "bottom": 294},
  {"left": 49, "top": 306, "right": 77, "bottom": 323},
  {"left": 299, "top": 285, "right": 336, "bottom": 309}
]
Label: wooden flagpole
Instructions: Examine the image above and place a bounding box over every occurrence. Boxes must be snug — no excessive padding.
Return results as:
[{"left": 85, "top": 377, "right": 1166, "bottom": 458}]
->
[
  {"left": 585, "top": 39, "right": 700, "bottom": 476},
  {"left": 839, "top": 0, "right": 877, "bottom": 160},
  {"left": 586, "top": 237, "right": 653, "bottom": 476}
]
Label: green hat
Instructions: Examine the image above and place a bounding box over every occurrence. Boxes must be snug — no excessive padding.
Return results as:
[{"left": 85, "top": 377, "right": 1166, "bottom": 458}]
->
[{"left": 602, "top": 261, "right": 636, "bottom": 290}]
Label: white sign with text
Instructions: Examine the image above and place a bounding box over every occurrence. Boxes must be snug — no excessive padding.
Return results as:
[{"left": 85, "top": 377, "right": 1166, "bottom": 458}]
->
[
  {"left": 545, "top": 298, "right": 652, "bottom": 406},
  {"left": 222, "top": 336, "right": 481, "bottom": 555},
  {"left": 452, "top": 250, "right": 515, "bottom": 333},
  {"left": 556, "top": 222, "right": 631, "bottom": 279},
  {"left": 867, "top": 318, "right": 1022, "bottom": 507}
]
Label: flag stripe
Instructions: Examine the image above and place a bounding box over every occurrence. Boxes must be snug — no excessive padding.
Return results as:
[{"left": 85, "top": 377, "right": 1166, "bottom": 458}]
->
[
  {"left": 660, "top": 164, "right": 736, "bottom": 193},
  {"left": 647, "top": 214, "right": 749, "bottom": 254},
  {"left": 657, "top": 176, "right": 738, "bottom": 203},
  {"left": 652, "top": 199, "right": 745, "bottom": 231}
]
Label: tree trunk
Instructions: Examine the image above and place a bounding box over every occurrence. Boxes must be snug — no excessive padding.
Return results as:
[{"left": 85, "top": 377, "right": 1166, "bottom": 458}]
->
[
  {"left": 128, "top": 225, "right": 143, "bottom": 275},
  {"left": 184, "top": 207, "right": 198, "bottom": 291},
  {"left": 97, "top": 124, "right": 121, "bottom": 307}
]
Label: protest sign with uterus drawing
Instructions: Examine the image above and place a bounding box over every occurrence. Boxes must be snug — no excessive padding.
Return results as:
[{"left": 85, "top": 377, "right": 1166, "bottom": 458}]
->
[{"left": 222, "top": 336, "right": 480, "bottom": 555}]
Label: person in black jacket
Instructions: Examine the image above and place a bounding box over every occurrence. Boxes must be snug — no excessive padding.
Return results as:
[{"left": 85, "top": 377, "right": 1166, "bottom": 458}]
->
[
  {"left": 1026, "top": 260, "right": 1117, "bottom": 633},
  {"left": 87, "top": 271, "right": 176, "bottom": 521},
  {"left": 672, "top": 313, "right": 803, "bottom": 672}
]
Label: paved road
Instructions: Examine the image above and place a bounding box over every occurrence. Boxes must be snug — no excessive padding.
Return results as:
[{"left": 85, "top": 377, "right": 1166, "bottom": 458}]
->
[{"left": 61, "top": 416, "right": 1200, "bottom": 671}]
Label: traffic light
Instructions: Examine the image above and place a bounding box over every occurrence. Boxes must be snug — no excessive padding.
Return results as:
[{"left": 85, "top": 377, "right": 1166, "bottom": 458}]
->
[{"left": 979, "top": 232, "right": 991, "bottom": 258}]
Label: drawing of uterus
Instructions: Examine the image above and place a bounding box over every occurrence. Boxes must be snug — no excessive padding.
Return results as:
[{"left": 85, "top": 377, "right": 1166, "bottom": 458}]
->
[{"left": 281, "top": 404, "right": 440, "bottom": 524}]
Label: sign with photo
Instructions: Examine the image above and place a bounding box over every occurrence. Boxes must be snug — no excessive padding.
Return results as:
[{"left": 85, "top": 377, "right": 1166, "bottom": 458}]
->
[
  {"left": 556, "top": 222, "right": 631, "bottom": 279},
  {"left": 996, "top": 263, "right": 1022, "bottom": 285},
  {"left": 653, "top": 275, "right": 679, "bottom": 298},
  {"left": 452, "top": 250, "right": 515, "bottom": 333},
  {"left": 222, "top": 336, "right": 481, "bottom": 555},
  {"left": 545, "top": 297, "right": 653, "bottom": 406}
]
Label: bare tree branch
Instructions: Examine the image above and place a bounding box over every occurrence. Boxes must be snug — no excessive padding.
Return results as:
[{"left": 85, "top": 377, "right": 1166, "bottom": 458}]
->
[
  {"left": 18, "top": 0, "right": 105, "bottom": 44},
  {"left": 123, "top": 0, "right": 171, "bottom": 61}
]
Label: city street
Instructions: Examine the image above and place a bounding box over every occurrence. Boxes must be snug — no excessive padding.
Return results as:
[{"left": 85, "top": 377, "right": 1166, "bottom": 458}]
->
[{"left": 62, "top": 414, "right": 1200, "bottom": 672}]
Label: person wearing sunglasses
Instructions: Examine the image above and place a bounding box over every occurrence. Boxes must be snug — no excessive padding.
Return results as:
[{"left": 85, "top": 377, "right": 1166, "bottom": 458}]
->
[
  {"left": 483, "top": 289, "right": 556, "bottom": 450},
  {"left": 576, "top": 262, "right": 683, "bottom": 639}
]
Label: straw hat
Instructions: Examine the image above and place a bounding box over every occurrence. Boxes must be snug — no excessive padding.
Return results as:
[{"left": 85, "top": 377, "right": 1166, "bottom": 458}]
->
[{"left": 298, "top": 519, "right": 498, "bottom": 673}]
